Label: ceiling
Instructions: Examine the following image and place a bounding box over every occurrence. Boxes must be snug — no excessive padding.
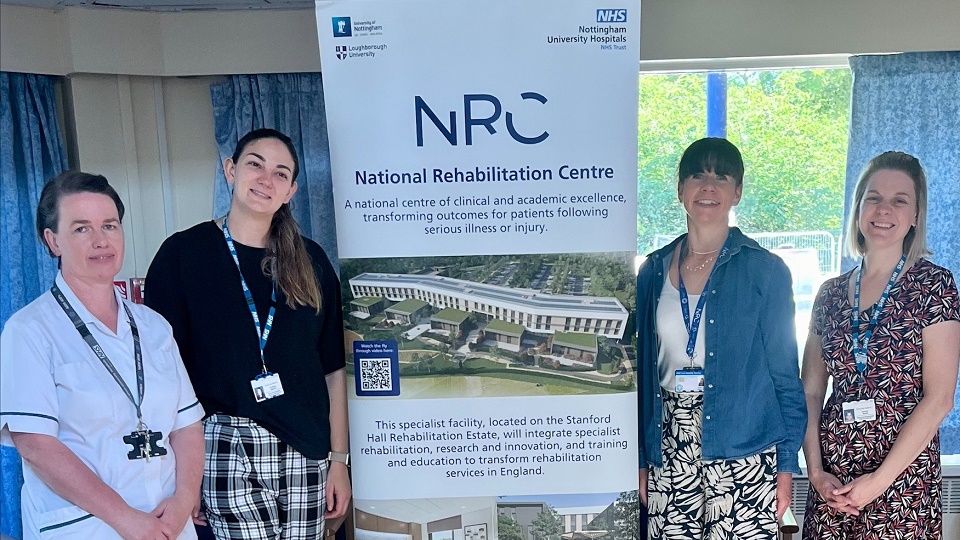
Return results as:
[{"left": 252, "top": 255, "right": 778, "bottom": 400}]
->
[{"left": 1, "top": 0, "right": 313, "bottom": 12}]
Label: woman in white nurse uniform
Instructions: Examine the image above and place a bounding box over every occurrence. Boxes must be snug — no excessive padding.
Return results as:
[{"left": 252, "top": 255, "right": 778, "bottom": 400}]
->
[{"left": 0, "top": 171, "right": 205, "bottom": 539}]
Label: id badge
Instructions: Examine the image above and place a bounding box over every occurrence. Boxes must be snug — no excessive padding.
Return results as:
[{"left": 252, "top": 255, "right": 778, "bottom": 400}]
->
[
  {"left": 675, "top": 368, "right": 705, "bottom": 394},
  {"left": 841, "top": 399, "right": 877, "bottom": 424},
  {"left": 251, "top": 372, "right": 285, "bottom": 402},
  {"left": 123, "top": 429, "right": 167, "bottom": 461}
]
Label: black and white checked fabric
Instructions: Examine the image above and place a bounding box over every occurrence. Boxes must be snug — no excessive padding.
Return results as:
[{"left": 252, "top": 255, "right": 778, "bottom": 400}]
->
[{"left": 203, "top": 414, "right": 328, "bottom": 540}]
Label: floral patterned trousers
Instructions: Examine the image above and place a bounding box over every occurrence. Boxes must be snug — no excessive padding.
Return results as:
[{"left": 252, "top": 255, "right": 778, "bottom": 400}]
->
[{"left": 648, "top": 391, "right": 779, "bottom": 540}]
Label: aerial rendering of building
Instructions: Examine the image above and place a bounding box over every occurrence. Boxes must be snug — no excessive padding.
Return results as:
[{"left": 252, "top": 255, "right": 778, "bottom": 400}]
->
[{"left": 349, "top": 273, "right": 629, "bottom": 340}]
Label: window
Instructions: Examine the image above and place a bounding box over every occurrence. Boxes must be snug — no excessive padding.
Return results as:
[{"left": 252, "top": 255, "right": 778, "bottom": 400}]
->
[
  {"left": 641, "top": 65, "right": 960, "bottom": 469},
  {"left": 639, "top": 67, "right": 852, "bottom": 351}
]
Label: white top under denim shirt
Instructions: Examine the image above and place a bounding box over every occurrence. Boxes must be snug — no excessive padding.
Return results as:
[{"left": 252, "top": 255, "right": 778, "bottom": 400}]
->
[
  {"left": 636, "top": 227, "right": 807, "bottom": 473},
  {"left": 656, "top": 278, "right": 708, "bottom": 392}
]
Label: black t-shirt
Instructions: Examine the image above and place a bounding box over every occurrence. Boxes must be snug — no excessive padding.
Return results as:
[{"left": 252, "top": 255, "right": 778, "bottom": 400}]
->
[{"left": 145, "top": 221, "right": 345, "bottom": 459}]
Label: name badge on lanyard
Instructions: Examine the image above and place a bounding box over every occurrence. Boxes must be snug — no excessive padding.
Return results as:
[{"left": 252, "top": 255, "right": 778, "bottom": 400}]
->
[
  {"left": 675, "top": 367, "right": 705, "bottom": 394},
  {"left": 251, "top": 372, "right": 285, "bottom": 402},
  {"left": 675, "top": 233, "right": 731, "bottom": 394},
  {"left": 222, "top": 218, "right": 285, "bottom": 402},
  {"left": 52, "top": 284, "right": 166, "bottom": 460},
  {"left": 842, "top": 399, "right": 877, "bottom": 424},
  {"left": 843, "top": 255, "right": 906, "bottom": 424}
]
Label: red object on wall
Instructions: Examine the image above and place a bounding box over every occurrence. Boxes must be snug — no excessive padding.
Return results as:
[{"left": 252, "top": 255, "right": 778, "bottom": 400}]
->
[{"left": 114, "top": 280, "right": 128, "bottom": 299}]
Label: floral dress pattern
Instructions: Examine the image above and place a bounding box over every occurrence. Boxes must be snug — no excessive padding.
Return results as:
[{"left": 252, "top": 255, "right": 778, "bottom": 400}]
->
[
  {"left": 802, "top": 259, "right": 960, "bottom": 540},
  {"left": 649, "top": 392, "right": 779, "bottom": 540}
]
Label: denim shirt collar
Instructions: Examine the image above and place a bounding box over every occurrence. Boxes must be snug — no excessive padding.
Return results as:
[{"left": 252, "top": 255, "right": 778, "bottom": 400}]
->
[{"left": 646, "top": 226, "right": 761, "bottom": 269}]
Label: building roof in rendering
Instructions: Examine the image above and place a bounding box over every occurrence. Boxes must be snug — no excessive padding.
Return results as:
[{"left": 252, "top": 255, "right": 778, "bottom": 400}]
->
[
  {"left": 484, "top": 318, "right": 525, "bottom": 337},
  {"left": 553, "top": 331, "right": 599, "bottom": 352},
  {"left": 350, "top": 273, "right": 627, "bottom": 317},
  {"left": 350, "top": 296, "right": 384, "bottom": 308},
  {"left": 432, "top": 307, "right": 471, "bottom": 325},
  {"left": 385, "top": 298, "right": 429, "bottom": 315}
]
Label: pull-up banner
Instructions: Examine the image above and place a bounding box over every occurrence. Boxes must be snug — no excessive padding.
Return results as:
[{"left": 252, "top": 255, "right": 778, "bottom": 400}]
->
[{"left": 317, "top": 0, "right": 640, "bottom": 529}]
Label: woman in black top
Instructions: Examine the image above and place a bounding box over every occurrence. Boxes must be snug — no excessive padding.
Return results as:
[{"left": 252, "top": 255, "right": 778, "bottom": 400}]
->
[{"left": 146, "top": 128, "right": 350, "bottom": 539}]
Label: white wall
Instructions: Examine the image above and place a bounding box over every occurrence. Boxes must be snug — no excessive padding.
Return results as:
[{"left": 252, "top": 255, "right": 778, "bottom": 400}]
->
[
  {"left": 3, "top": 1, "right": 959, "bottom": 76},
  {"left": 65, "top": 73, "right": 220, "bottom": 278},
  {"left": 0, "top": 4, "right": 321, "bottom": 76},
  {"left": 1, "top": 0, "right": 958, "bottom": 277}
]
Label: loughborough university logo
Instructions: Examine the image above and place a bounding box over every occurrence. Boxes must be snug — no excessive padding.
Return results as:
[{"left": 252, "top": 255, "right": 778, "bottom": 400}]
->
[
  {"left": 332, "top": 17, "right": 352, "bottom": 37},
  {"left": 335, "top": 46, "right": 348, "bottom": 60}
]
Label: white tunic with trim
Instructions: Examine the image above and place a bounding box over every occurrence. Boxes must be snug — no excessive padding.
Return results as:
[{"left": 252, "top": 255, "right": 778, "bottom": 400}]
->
[{"left": 0, "top": 273, "right": 204, "bottom": 539}]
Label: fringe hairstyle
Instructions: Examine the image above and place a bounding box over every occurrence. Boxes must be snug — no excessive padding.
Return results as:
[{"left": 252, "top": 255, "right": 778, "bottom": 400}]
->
[
  {"left": 844, "top": 151, "right": 930, "bottom": 261},
  {"left": 677, "top": 137, "right": 745, "bottom": 187},
  {"left": 36, "top": 171, "right": 125, "bottom": 259},
  {"left": 231, "top": 128, "right": 322, "bottom": 312}
]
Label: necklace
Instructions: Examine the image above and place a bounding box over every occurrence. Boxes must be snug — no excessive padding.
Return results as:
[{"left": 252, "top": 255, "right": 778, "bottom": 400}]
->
[
  {"left": 689, "top": 247, "right": 720, "bottom": 255},
  {"left": 684, "top": 255, "right": 715, "bottom": 273}
]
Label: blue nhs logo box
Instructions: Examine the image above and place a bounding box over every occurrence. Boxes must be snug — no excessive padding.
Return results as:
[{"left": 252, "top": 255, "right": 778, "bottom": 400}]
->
[{"left": 596, "top": 9, "right": 627, "bottom": 23}]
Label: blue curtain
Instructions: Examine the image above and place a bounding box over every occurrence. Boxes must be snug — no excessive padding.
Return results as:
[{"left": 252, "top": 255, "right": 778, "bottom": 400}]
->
[
  {"left": 0, "top": 72, "right": 68, "bottom": 540},
  {"left": 210, "top": 73, "right": 339, "bottom": 270},
  {"left": 843, "top": 51, "right": 960, "bottom": 453}
]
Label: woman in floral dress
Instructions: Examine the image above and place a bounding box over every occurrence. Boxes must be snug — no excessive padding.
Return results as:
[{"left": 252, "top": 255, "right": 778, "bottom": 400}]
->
[{"left": 801, "top": 151, "right": 960, "bottom": 539}]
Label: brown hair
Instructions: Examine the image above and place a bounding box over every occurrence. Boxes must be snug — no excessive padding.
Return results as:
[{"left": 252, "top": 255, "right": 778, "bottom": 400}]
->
[
  {"left": 844, "top": 151, "right": 930, "bottom": 261},
  {"left": 37, "top": 171, "right": 125, "bottom": 257},
  {"left": 232, "top": 128, "right": 322, "bottom": 311}
]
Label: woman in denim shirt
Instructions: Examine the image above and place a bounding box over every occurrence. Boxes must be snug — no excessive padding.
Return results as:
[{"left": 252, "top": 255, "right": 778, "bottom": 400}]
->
[{"left": 636, "top": 138, "right": 806, "bottom": 539}]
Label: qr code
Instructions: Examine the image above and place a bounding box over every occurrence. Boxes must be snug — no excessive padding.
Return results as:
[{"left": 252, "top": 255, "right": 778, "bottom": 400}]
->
[{"left": 360, "top": 358, "right": 393, "bottom": 391}]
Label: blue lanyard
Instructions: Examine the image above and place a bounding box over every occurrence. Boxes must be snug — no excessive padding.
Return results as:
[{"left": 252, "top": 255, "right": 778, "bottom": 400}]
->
[
  {"left": 222, "top": 218, "right": 276, "bottom": 373},
  {"left": 677, "top": 232, "right": 731, "bottom": 364},
  {"left": 852, "top": 254, "right": 907, "bottom": 375}
]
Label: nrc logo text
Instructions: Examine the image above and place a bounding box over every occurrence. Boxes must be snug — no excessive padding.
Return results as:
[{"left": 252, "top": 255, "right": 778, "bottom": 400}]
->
[
  {"left": 332, "top": 17, "right": 352, "bottom": 37},
  {"left": 415, "top": 93, "right": 549, "bottom": 146},
  {"left": 596, "top": 9, "right": 627, "bottom": 23}
]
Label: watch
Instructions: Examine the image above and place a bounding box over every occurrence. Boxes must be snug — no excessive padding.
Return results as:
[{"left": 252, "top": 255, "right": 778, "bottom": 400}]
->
[{"left": 328, "top": 451, "right": 350, "bottom": 467}]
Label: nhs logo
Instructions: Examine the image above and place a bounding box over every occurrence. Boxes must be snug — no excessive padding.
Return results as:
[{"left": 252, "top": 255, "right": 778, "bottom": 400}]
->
[
  {"left": 596, "top": 9, "right": 627, "bottom": 23},
  {"left": 332, "top": 17, "right": 352, "bottom": 37}
]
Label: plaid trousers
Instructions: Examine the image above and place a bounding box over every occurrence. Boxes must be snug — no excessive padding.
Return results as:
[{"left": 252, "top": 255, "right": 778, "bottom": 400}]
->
[{"left": 203, "top": 414, "right": 328, "bottom": 540}]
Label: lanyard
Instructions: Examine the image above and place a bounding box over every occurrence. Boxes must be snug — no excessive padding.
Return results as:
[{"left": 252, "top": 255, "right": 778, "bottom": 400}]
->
[
  {"left": 677, "top": 232, "right": 731, "bottom": 364},
  {"left": 852, "top": 254, "right": 907, "bottom": 375},
  {"left": 52, "top": 284, "right": 147, "bottom": 430},
  {"left": 222, "top": 218, "right": 276, "bottom": 374}
]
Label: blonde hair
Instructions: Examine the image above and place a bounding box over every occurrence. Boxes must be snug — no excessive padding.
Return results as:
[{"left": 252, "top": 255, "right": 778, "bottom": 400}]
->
[{"left": 844, "top": 151, "right": 930, "bottom": 261}]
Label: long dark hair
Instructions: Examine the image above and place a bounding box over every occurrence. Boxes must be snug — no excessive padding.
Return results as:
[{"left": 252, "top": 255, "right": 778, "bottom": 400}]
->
[{"left": 231, "top": 128, "right": 321, "bottom": 311}]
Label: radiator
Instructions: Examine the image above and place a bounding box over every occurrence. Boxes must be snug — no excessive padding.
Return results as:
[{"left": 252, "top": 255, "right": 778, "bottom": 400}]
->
[{"left": 788, "top": 477, "right": 960, "bottom": 536}]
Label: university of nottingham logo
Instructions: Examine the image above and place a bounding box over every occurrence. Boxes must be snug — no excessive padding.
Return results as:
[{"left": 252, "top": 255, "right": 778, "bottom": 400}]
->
[
  {"left": 336, "top": 46, "right": 348, "bottom": 60},
  {"left": 332, "top": 17, "right": 352, "bottom": 37}
]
